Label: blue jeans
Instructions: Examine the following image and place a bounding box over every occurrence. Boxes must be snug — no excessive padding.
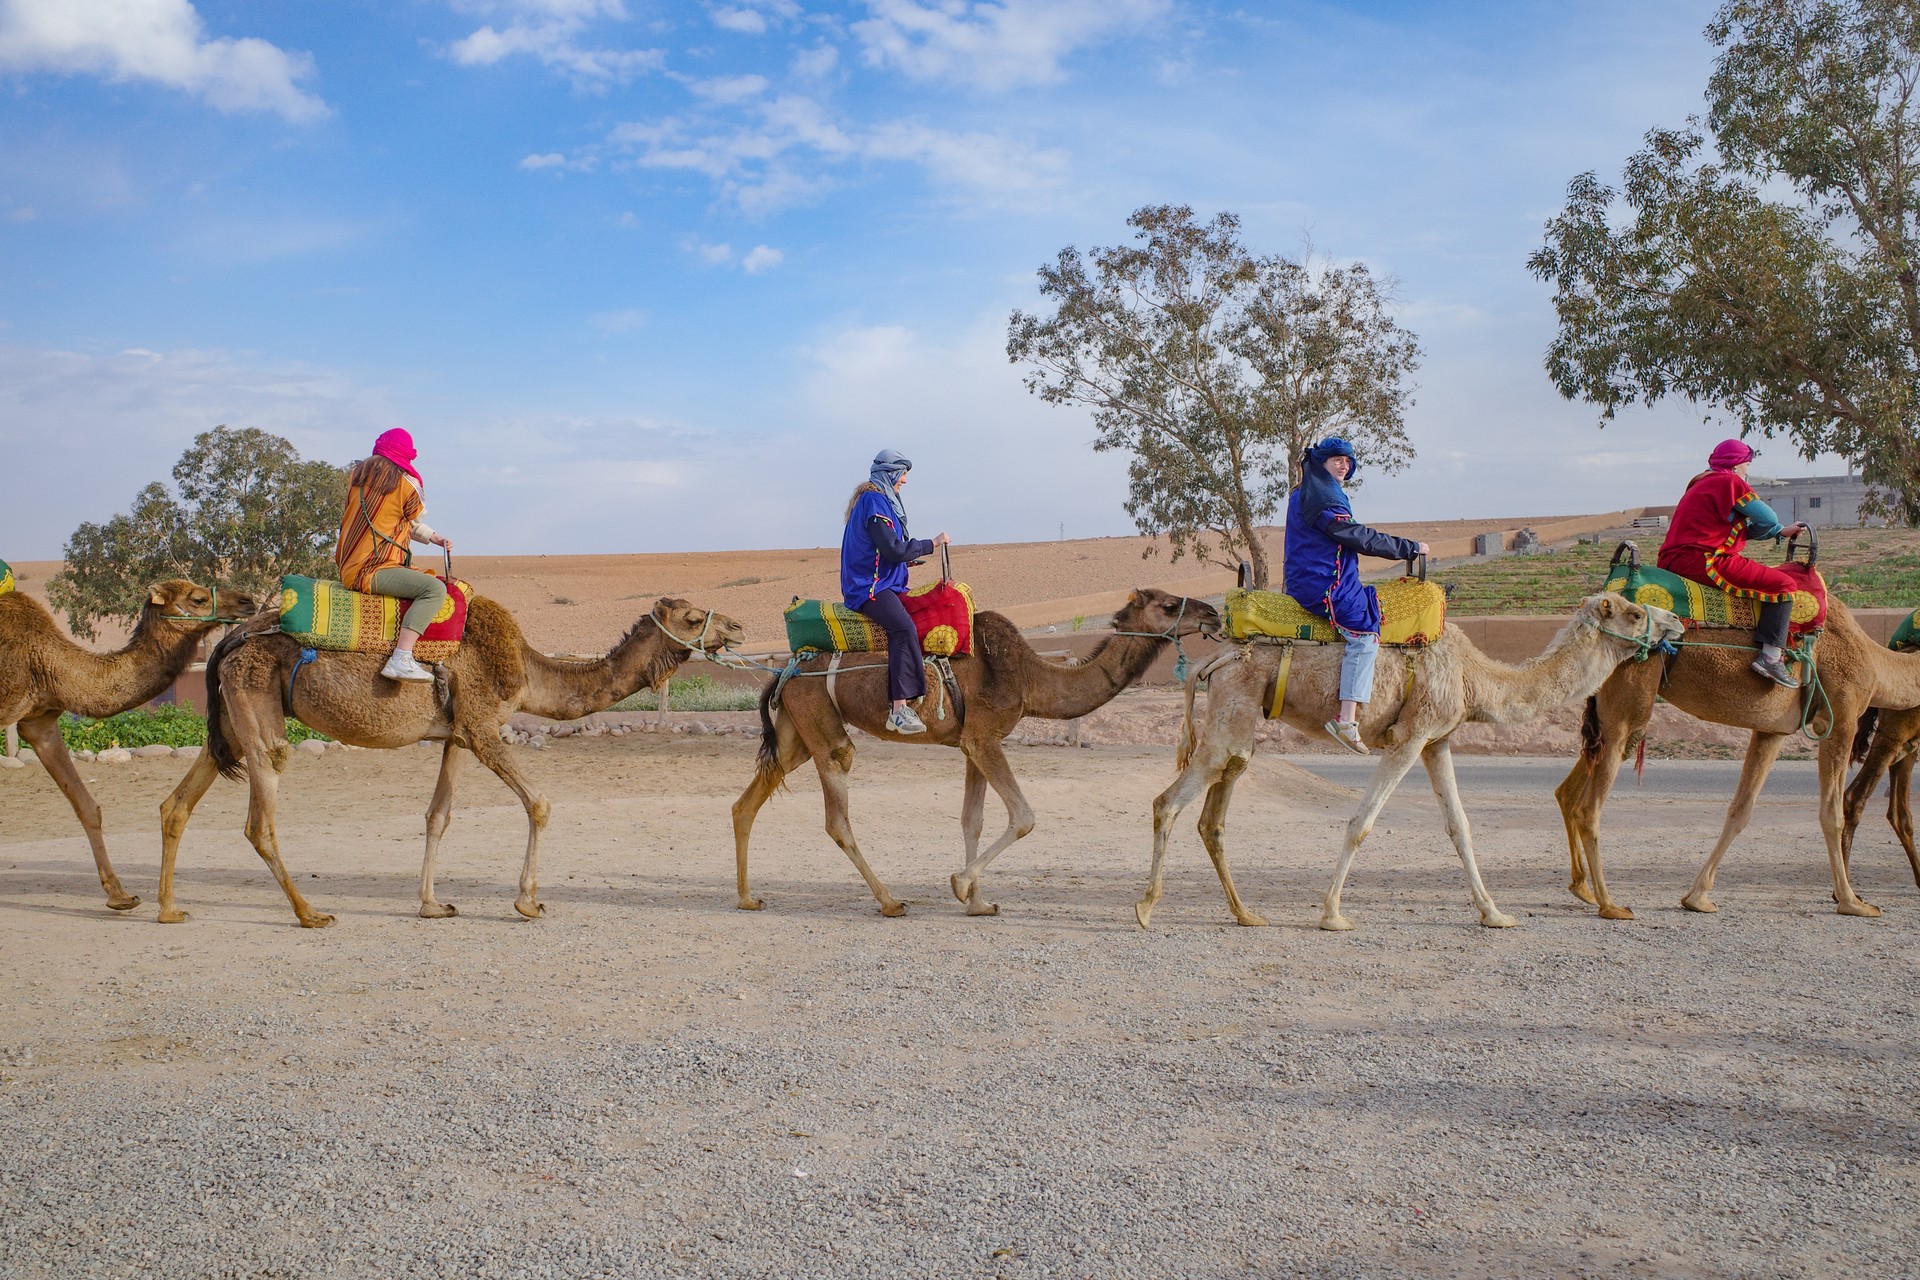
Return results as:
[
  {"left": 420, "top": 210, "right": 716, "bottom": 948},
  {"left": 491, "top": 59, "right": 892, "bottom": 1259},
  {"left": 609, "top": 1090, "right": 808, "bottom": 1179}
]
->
[{"left": 1335, "top": 626, "right": 1379, "bottom": 705}]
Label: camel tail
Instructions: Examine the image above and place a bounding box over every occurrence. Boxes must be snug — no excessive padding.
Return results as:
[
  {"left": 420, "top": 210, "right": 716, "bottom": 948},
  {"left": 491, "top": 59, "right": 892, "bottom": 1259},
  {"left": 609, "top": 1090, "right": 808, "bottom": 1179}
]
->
[
  {"left": 755, "top": 679, "right": 780, "bottom": 770},
  {"left": 1853, "top": 708, "right": 1881, "bottom": 766},
  {"left": 203, "top": 626, "right": 250, "bottom": 782},
  {"left": 1176, "top": 661, "right": 1204, "bottom": 773}
]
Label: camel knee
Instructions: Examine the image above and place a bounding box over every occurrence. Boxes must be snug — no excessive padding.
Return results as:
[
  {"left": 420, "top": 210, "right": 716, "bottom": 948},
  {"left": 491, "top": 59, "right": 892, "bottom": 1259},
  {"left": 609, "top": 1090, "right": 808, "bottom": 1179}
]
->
[{"left": 528, "top": 798, "right": 551, "bottom": 829}]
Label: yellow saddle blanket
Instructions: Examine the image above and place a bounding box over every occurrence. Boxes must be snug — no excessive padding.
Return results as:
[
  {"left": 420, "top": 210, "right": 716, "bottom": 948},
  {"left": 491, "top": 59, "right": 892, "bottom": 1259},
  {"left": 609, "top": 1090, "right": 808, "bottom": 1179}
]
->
[
  {"left": 0, "top": 560, "right": 13, "bottom": 596},
  {"left": 1225, "top": 578, "right": 1447, "bottom": 647}
]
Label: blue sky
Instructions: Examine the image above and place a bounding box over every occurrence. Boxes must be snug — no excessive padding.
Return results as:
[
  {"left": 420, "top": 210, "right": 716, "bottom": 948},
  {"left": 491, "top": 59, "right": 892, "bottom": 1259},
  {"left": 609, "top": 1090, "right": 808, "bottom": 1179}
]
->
[{"left": 0, "top": 0, "right": 1844, "bottom": 560}]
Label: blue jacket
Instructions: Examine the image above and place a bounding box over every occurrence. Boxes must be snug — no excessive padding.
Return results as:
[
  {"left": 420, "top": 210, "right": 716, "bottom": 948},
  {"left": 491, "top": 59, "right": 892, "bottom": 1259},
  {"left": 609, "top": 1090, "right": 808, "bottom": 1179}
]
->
[
  {"left": 841, "top": 487, "right": 933, "bottom": 609},
  {"left": 1282, "top": 487, "right": 1420, "bottom": 637}
]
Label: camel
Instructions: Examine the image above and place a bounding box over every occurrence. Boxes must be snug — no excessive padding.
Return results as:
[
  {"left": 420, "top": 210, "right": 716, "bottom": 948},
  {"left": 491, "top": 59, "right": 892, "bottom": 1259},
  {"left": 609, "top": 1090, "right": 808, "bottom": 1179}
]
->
[
  {"left": 0, "top": 578, "right": 257, "bottom": 911},
  {"left": 1138, "top": 593, "right": 1685, "bottom": 932},
  {"left": 155, "top": 595, "right": 745, "bottom": 927},
  {"left": 731, "top": 587, "right": 1220, "bottom": 917},
  {"left": 1840, "top": 706, "right": 1920, "bottom": 887},
  {"left": 1555, "top": 598, "right": 1920, "bottom": 919}
]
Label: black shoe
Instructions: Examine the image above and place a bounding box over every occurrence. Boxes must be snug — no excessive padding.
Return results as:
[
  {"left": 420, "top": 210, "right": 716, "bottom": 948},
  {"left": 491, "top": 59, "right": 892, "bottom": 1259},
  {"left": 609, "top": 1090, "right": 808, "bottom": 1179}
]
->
[{"left": 1751, "top": 654, "right": 1800, "bottom": 689}]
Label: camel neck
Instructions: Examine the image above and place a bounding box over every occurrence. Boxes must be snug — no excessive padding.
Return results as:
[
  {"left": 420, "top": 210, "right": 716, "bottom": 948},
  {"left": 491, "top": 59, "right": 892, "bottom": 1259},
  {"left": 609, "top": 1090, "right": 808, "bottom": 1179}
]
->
[
  {"left": 519, "top": 622, "right": 687, "bottom": 722},
  {"left": 1866, "top": 641, "right": 1920, "bottom": 709},
  {"left": 1463, "top": 615, "right": 1629, "bottom": 725},
  {"left": 1022, "top": 631, "right": 1165, "bottom": 720},
  {"left": 59, "top": 615, "right": 205, "bottom": 720}
]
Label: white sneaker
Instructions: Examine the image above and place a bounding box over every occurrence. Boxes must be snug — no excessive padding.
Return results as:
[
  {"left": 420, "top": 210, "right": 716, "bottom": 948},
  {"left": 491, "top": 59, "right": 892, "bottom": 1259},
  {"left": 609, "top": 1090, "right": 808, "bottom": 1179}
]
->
[
  {"left": 887, "top": 705, "right": 927, "bottom": 735},
  {"left": 381, "top": 651, "right": 434, "bottom": 682}
]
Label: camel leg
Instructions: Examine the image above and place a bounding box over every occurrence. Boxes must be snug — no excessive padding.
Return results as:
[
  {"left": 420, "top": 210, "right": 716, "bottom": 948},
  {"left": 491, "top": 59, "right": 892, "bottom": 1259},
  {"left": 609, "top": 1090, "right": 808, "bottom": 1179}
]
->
[
  {"left": 730, "top": 715, "right": 807, "bottom": 911},
  {"left": 156, "top": 748, "right": 223, "bottom": 924},
  {"left": 418, "top": 743, "right": 470, "bottom": 919},
  {"left": 1320, "top": 739, "right": 1426, "bottom": 931},
  {"left": 1570, "top": 740, "right": 1637, "bottom": 920},
  {"left": 816, "top": 750, "right": 906, "bottom": 917},
  {"left": 1421, "top": 738, "right": 1514, "bottom": 929},
  {"left": 464, "top": 732, "right": 551, "bottom": 919},
  {"left": 1682, "top": 731, "right": 1789, "bottom": 914},
  {"left": 17, "top": 713, "right": 139, "bottom": 911},
  {"left": 1840, "top": 748, "right": 1887, "bottom": 869},
  {"left": 1891, "top": 754, "right": 1920, "bottom": 887},
  {"left": 1138, "top": 729, "right": 1242, "bottom": 928},
  {"left": 238, "top": 749, "right": 334, "bottom": 929},
  {"left": 950, "top": 759, "right": 988, "bottom": 902},
  {"left": 1196, "top": 755, "right": 1266, "bottom": 927},
  {"left": 1553, "top": 757, "right": 1597, "bottom": 905},
  {"left": 1818, "top": 727, "right": 1879, "bottom": 918},
  {"left": 948, "top": 742, "right": 1036, "bottom": 917}
]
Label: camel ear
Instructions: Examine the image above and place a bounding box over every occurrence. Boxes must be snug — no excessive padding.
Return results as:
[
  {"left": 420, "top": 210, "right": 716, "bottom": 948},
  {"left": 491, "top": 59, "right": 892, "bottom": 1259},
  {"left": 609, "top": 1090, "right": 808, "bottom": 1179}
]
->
[
  {"left": 148, "top": 585, "right": 170, "bottom": 606},
  {"left": 1594, "top": 594, "right": 1616, "bottom": 618},
  {"left": 1128, "top": 590, "right": 1144, "bottom": 608}
]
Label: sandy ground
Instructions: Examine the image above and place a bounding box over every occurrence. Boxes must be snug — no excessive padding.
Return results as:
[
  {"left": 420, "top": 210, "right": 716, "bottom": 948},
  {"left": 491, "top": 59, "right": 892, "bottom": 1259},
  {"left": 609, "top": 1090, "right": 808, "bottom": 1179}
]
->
[{"left": 2, "top": 733, "right": 1917, "bottom": 1278}]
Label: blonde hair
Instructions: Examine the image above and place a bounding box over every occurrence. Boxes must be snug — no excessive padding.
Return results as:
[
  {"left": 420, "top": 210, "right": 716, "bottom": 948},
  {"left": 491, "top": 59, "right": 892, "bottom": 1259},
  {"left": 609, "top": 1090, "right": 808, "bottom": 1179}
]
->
[{"left": 844, "top": 481, "right": 886, "bottom": 523}]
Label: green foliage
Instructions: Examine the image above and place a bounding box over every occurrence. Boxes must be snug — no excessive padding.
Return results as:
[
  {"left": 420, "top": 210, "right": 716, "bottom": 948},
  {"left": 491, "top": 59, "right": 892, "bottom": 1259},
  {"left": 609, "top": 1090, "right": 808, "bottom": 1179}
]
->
[
  {"left": 57, "top": 706, "right": 330, "bottom": 752},
  {"left": 1530, "top": 0, "right": 1920, "bottom": 523},
  {"left": 1009, "top": 205, "right": 1421, "bottom": 586},
  {"left": 610, "top": 673, "right": 761, "bottom": 712},
  {"left": 50, "top": 426, "right": 348, "bottom": 639}
]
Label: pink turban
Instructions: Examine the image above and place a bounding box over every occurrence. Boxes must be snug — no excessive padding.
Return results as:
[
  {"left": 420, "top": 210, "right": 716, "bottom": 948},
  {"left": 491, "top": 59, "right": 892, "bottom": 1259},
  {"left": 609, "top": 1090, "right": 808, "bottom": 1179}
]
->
[
  {"left": 372, "top": 429, "right": 422, "bottom": 484},
  {"left": 1708, "top": 438, "right": 1756, "bottom": 471}
]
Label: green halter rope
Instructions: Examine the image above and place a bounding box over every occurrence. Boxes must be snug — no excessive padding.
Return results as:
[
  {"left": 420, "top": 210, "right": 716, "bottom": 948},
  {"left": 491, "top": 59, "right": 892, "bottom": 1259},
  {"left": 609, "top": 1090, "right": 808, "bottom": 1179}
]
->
[
  {"left": 157, "top": 586, "right": 250, "bottom": 625},
  {"left": 649, "top": 604, "right": 719, "bottom": 655},
  {"left": 1113, "top": 595, "right": 1195, "bottom": 682},
  {"left": 1584, "top": 607, "right": 1680, "bottom": 663}
]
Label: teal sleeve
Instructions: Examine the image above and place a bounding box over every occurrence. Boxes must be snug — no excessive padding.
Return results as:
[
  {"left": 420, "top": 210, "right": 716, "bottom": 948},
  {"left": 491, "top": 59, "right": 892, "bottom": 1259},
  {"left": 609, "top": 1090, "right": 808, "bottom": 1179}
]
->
[{"left": 1733, "top": 495, "right": 1785, "bottom": 540}]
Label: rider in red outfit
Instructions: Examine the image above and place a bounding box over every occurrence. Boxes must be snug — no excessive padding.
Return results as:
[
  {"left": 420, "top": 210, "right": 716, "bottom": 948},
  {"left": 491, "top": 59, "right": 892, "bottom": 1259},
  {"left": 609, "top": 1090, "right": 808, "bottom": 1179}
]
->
[{"left": 1657, "top": 439, "right": 1808, "bottom": 687}]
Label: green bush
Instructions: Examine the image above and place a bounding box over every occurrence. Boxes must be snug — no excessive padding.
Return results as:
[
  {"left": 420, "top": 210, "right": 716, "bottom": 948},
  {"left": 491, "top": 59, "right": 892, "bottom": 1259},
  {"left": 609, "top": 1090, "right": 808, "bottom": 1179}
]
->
[
  {"left": 57, "top": 706, "right": 330, "bottom": 752},
  {"left": 611, "top": 672, "right": 761, "bottom": 712}
]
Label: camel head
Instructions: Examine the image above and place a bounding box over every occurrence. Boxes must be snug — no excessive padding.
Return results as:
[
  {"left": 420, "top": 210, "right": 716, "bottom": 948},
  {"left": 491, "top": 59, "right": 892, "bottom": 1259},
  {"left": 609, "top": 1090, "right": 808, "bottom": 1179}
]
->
[
  {"left": 649, "top": 597, "right": 747, "bottom": 655},
  {"left": 1112, "top": 588, "right": 1221, "bottom": 640},
  {"left": 141, "top": 579, "right": 260, "bottom": 633},
  {"left": 1577, "top": 592, "right": 1684, "bottom": 657}
]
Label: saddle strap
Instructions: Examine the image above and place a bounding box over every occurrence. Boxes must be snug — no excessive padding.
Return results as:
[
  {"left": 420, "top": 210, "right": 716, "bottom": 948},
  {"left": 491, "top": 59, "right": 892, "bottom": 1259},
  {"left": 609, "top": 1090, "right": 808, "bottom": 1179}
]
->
[
  {"left": 1265, "top": 645, "right": 1294, "bottom": 721},
  {"left": 824, "top": 652, "right": 843, "bottom": 715},
  {"left": 287, "top": 646, "right": 319, "bottom": 708}
]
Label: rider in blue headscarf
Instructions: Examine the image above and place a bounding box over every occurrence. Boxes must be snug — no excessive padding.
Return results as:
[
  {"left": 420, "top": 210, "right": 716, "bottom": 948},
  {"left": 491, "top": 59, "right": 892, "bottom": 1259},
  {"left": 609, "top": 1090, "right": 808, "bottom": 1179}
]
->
[
  {"left": 1282, "top": 437, "right": 1428, "bottom": 755},
  {"left": 841, "top": 449, "right": 951, "bottom": 736}
]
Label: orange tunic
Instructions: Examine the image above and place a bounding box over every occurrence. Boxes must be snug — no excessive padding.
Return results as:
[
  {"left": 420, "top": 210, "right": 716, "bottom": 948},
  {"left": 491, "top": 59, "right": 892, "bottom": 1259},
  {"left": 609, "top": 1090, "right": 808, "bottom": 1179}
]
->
[{"left": 336, "top": 475, "right": 425, "bottom": 592}]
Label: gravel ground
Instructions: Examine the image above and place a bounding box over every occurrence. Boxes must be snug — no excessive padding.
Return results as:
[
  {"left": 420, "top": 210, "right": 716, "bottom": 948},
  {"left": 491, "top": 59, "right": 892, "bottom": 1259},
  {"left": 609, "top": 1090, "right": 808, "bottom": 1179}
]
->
[{"left": 2, "top": 736, "right": 1917, "bottom": 1278}]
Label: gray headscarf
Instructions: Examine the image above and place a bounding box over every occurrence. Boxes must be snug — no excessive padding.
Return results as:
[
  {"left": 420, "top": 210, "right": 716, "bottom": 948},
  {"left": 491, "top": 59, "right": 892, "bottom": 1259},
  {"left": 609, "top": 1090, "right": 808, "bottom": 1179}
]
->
[{"left": 868, "top": 449, "right": 911, "bottom": 522}]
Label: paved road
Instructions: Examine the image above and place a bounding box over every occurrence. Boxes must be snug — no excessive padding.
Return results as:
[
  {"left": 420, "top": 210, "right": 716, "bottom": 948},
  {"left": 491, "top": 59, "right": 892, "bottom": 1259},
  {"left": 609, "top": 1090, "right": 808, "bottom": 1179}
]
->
[{"left": 1291, "top": 754, "right": 1828, "bottom": 799}]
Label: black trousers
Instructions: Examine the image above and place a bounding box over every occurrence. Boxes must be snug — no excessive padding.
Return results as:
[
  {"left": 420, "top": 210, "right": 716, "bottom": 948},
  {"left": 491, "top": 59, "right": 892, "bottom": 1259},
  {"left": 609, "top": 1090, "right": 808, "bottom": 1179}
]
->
[
  {"left": 857, "top": 590, "right": 926, "bottom": 702},
  {"left": 1756, "top": 598, "right": 1792, "bottom": 649}
]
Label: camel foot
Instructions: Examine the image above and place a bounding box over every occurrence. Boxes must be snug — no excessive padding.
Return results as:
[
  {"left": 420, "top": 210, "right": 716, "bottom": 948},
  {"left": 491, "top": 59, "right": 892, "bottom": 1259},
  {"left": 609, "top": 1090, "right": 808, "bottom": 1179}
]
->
[
  {"left": 1479, "top": 909, "right": 1518, "bottom": 929},
  {"left": 297, "top": 913, "right": 337, "bottom": 929},
  {"left": 1134, "top": 901, "right": 1155, "bottom": 930},
  {"left": 737, "top": 896, "right": 765, "bottom": 911},
  {"left": 949, "top": 873, "right": 972, "bottom": 904},
  {"left": 106, "top": 893, "right": 141, "bottom": 912},
  {"left": 1568, "top": 880, "right": 1597, "bottom": 906},
  {"left": 1597, "top": 903, "right": 1635, "bottom": 921},
  {"left": 1320, "top": 911, "right": 1355, "bottom": 932},
  {"left": 1682, "top": 893, "right": 1717, "bottom": 913},
  {"left": 965, "top": 898, "right": 1000, "bottom": 917},
  {"left": 879, "top": 899, "right": 907, "bottom": 918},
  {"left": 514, "top": 899, "right": 547, "bottom": 920},
  {"left": 419, "top": 902, "right": 458, "bottom": 919},
  {"left": 1837, "top": 899, "right": 1882, "bottom": 918},
  {"left": 1233, "top": 912, "right": 1269, "bottom": 928},
  {"left": 156, "top": 908, "right": 190, "bottom": 925}
]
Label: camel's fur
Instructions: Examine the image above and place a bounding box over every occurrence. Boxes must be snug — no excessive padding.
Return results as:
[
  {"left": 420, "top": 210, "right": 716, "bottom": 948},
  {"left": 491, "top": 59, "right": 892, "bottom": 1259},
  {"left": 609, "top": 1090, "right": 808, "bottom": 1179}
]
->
[
  {"left": 1140, "top": 593, "right": 1685, "bottom": 931},
  {"left": 1554, "top": 597, "right": 1920, "bottom": 919},
  {"left": 0, "top": 579, "right": 257, "bottom": 911},
  {"left": 731, "top": 587, "right": 1220, "bottom": 917},
  {"left": 156, "top": 595, "right": 744, "bottom": 927},
  {"left": 1840, "top": 705, "right": 1920, "bottom": 889}
]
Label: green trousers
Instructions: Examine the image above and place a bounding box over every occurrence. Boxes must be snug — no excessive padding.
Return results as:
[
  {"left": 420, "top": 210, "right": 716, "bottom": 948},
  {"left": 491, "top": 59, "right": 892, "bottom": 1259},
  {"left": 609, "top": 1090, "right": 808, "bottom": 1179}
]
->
[{"left": 371, "top": 566, "right": 449, "bottom": 636}]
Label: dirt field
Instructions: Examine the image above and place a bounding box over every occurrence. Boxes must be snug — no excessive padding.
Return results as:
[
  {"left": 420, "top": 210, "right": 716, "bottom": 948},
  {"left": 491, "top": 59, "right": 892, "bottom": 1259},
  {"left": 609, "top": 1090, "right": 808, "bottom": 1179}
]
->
[{"left": 3, "top": 733, "right": 1917, "bottom": 1278}]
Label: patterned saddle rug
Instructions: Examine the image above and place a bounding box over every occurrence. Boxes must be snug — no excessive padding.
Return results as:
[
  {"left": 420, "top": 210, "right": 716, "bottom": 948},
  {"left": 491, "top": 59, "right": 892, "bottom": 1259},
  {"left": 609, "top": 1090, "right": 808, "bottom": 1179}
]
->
[
  {"left": 785, "top": 580, "right": 976, "bottom": 657},
  {"left": 1892, "top": 608, "right": 1919, "bottom": 652},
  {"left": 1224, "top": 578, "right": 1447, "bottom": 647},
  {"left": 278, "top": 574, "right": 472, "bottom": 663},
  {"left": 1600, "top": 560, "right": 1825, "bottom": 637},
  {"left": 0, "top": 560, "right": 12, "bottom": 597}
]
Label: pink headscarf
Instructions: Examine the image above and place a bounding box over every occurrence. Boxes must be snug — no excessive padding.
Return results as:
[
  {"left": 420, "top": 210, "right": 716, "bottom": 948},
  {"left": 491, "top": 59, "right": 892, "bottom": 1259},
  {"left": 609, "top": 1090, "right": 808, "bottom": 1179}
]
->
[
  {"left": 372, "top": 429, "right": 422, "bottom": 484},
  {"left": 1708, "top": 438, "right": 1756, "bottom": 471}
]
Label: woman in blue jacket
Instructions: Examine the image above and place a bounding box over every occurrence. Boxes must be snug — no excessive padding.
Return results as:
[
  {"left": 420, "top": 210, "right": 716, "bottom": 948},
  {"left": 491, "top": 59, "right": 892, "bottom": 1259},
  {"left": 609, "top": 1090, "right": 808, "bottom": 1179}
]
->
[
  {"left": 842, "top": 449, "right": 950, "bottom": 735},
  {"left": 1283, "top": 438, "right": 1427, "bottom": 755}
]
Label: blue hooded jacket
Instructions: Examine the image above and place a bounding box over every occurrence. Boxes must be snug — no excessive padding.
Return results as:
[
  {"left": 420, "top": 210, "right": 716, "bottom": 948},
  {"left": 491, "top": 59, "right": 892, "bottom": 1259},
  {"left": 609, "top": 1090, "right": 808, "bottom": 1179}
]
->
[
  {"left": 1282, "top": 439, "right": 1420, "bottom": 636},
  {"left": 841, "top": 484, "right": 933, "bottom": 609}
]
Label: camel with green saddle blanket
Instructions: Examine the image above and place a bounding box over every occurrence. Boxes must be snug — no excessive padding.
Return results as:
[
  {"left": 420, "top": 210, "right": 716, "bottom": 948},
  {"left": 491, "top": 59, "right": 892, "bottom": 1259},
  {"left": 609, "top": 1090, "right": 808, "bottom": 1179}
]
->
[
  {"left": 1138, "top": 592, "right": 1686, "bottom": 932},
  {"left": 0, "top": 574, "right": 258, "bottom": 913},
  {"left": 1838, "top": 607, "right": 1920, "bottom": 893},
  {"left": 155, "top": 593, "right": 745, "bottom": 928}
]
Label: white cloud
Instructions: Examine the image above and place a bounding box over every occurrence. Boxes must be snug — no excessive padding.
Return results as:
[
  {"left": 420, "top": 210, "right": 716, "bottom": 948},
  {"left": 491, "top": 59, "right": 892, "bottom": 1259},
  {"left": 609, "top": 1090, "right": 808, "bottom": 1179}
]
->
[
  {"left": 678, "top": 235, "right": 735, "bottom": 264},
  {"left": 0, "top": 0, "right": 327, "bottom": 121},
  {"left": 740, "top": 244, "right": 783, "bottom": 273},
  {"left": 519, "top": 151, "right": 568, "bottom": 169},
  {"left": 707, "top": 1, "right": 800, "bottom": 35},
  {"left": 791, "top": 44, "right": 838, "bottom": 78},
  {"left": 865, "top": 122, "right": 1068, "bottom": 202},
  {"left": 446, "top": 0, "right": 663, "bottom": 88},
  {"left": 688, "top": 72, "right": 767, "bottom": 103},
  {"left": 851, "top": 0, "right": 1168, "bottom": 91}
]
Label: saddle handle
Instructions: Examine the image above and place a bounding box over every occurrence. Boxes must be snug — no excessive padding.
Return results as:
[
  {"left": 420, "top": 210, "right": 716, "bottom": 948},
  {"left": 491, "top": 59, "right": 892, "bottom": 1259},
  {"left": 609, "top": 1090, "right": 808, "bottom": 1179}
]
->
[
  {"left": 1237, "top": 560, "right": 1254, "bottom": 589},
  {"left": 1608, "top": 540, "right": 1640, "bottom": 572},
  {"left": 1404, "top": 553, "right": 1428, "bottom": 582},
  {"left": 1786, "top": 526, "right": 1818, "bottom": 568},
  {"left": 443, "top": 548, "right": 454, "bottom": 583},
  {"left": 940, "top": 542, "right": 952, "bottom": 583}
]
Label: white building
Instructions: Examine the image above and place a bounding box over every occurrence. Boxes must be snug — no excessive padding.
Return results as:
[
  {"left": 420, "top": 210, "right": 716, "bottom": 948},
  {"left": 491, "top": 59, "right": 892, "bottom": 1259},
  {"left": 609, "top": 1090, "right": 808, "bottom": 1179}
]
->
[{"left": 1748, "top": 474, "right": 1880, "bottom": 528}]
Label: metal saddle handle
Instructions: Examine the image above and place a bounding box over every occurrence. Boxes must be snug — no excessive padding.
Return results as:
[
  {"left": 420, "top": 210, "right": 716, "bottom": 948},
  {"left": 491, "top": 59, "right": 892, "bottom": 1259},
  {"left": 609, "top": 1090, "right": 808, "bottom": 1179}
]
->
[{"left": 1785, "top": 526, "right": 1819, "bottom": 568}]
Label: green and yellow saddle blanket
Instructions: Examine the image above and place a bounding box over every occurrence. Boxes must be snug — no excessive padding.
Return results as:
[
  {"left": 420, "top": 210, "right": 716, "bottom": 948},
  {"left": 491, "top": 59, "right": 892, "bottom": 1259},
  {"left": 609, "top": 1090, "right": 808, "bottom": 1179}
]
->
[
  {"left": 1601, "top": 560, "right": 1825, "bottom": 637},
  {"left": 785, "top": 580, "right": 976, "bottom": 657},
  {"left": 0, "top": 560, "right": 12, "bottom": 596},
  {"left": 279, "top": 574, "right": 472, "bottom": 663},
  {"left": 1892, "top": 608, "right": 1919, "bottom": 652},
  {"left": 1225, "top": 578, "right": 1447, "bottom": 647}
]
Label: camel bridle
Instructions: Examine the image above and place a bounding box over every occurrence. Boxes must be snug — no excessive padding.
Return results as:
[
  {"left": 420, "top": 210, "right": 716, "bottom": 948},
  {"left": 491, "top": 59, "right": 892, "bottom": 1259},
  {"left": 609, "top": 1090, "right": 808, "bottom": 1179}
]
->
[
  {"left": 651, "top": 604, "right": 723, "bottom": 655},
  {"left": 157, "top": 586, "right": 250, "bottom": 626}
]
